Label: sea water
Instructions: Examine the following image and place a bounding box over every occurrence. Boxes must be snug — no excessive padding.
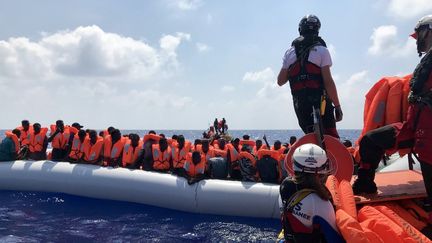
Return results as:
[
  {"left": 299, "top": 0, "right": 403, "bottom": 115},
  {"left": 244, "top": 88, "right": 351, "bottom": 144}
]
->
[{"left": 0, "top": 129, "right": 360, "bottom": 242}]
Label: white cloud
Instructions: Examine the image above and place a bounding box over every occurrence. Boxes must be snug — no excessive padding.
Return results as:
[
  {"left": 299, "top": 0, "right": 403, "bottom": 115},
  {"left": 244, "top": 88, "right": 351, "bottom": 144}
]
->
[
  {"left": 368, "top": 25, "right": 416, "bottom": 57},
  {"left": 387, "top": 0, "right": 432, "bottom": 19},
  {"left": 0, "top": 26, "right": 194, "bottom": 129},
  {"left": 196, "top": 42, "right": 210, "bottom": 52},
  {"left": 169, "top": 0, "right": 203, "bottom": 10},
  {"left": 242, "top": 67, "right": 274, "bottom": 83},
  {"left": 221, "top": 85, "right": 235, "bottom": 92},
  {"left": 0, "top": 26, "right": 191, "bottom": 83}
]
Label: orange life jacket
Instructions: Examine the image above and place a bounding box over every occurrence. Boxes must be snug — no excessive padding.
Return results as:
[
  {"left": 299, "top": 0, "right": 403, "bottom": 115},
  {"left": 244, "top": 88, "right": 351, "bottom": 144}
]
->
[
  {"left": 226, "top": 143, "right": 240, "bottom": 169},
  {"left": 83, "top": 137, "right": 104, "bottom": 163},
  {"left": 28, "top": 128, "right": 48, "bottom": 153},
  {"left": 252, "top": 144, "right": 268, "bottom": 156},
  {"left": 17, "top": 126, "right": 33, "bottom": 146},
  {"left": 68, "top": 135, "right": 86, "bottom": 160},
  {"left": 143, "top": 134, "right": 161, "bottom": 144},
  {"left": 172, "top": 143, "right": 190, "bottom": 169},
  {"left": 239, "top": 139, "right": 256, "bottom": 148},
  {"left": 238, "top": 151, "right": 257, "bottom": 167},
  {"left": 194, "top": 144, "right": 215, "bottom": 162},
  {"left": 103, "top": 136, "right": 125, "bottom": 160},
  {"left": 50, "top": 125, "right": 71, "bottom": 150},
  {"left": 5, "top": 131, "right": 20, "bottom": 153},
  {"left": 152, "top": 144, "right": 171, "bottom": 171},
  {"left": 184, "top": 152, "right": 206, "bottom": 177},
  {"left": 213, "top": 147, "right": 228, "bottom": 159},
  {"left": 122, "top": 139, "right": 143, "bottom": 167},
  {"left": 256, "top": 149, "right": 280, "bottom": 161},
  {"left": 271, "top": 145, "right": 286, "bottom": 161}
]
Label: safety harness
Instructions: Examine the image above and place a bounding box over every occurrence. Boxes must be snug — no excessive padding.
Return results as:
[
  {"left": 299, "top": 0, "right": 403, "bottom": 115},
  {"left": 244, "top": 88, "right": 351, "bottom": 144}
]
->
[{"left": 288, "top": 36, "right": 327, "bottom": 96}]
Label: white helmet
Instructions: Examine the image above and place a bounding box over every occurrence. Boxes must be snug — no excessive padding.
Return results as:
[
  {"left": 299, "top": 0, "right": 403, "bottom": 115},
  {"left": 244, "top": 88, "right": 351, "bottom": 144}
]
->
[
  {"left": 411, "top": 15, "right": 432, "bottom": 39},
  {"left": 293, "top": 143, "right": 329, "bottom": 174}
]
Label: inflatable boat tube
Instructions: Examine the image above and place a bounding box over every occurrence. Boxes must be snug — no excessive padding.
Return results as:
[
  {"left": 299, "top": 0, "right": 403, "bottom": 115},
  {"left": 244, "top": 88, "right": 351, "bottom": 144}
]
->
[{"left": 0, "top": 160, "right": 281, "bottom": 219}]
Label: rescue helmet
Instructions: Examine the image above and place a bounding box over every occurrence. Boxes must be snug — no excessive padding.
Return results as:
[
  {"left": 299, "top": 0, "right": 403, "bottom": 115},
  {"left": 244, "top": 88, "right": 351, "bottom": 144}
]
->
[
  {"left": 292, "top": 143, "right": 329, "bottom": 174},
  {"left": 411, "top": 15, "right": 432, "bottom": 39},
  {"left": 298, "top": 15, "right": 321, "bottom": 36}
]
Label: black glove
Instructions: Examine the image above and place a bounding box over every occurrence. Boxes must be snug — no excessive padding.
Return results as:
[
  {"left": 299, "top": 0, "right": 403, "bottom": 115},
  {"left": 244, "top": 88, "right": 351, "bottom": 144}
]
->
[{"left": 335, "top": 105, "right": 343, "bottom": 122}]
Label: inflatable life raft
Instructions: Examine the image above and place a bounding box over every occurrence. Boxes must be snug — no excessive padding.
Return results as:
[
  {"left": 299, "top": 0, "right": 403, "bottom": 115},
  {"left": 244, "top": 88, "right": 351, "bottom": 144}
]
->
[{"left": 0, "top": 160, "right": 281, "bottom": 219}]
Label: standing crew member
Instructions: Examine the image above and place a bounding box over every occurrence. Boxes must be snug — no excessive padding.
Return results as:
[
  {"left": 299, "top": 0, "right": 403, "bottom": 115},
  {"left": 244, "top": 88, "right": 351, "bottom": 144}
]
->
[
  {"left": 353, "top": 15, "right": 432, "bottom": 200},
  {"left": 280, "top": 143, "right": 343, "bottom": 242},
  {"left": 277, "top": 15, "right": 343, "bottom": 138}
]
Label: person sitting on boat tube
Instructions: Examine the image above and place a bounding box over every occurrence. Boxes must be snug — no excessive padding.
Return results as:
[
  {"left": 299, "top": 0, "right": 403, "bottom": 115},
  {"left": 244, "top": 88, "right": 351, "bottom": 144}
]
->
[
  {"left": 277, "top": 15, "right": 343, "bottom": 138},
  {"left": 67, "top": 129, "right": 87, "bottom": 163},
  {"left": 103, "top": 129, "right": 125, "bottom": 167},
  {"left": 172, "top": 135, "right": 189, "bottom": 177},
  {"left": 227, "top": 138, "right": 242, "bottom": 180},
  {"left": 0, "top": 129, "right": 22, "bottom": 161},
  {"left": 184, "top": 151, "right": 207, "bottom": 185},
  {"left": 152, "top": 137, "right": 172, "bottom": 172},
  {"left": 352, "top": 15, "right": 432, "bottom": 203},
  {"left": 279, "top": 143, "right": 343, "bottom": 243},
  {"left": 83, "top": 130, "right": 104, "bottom": 165},
  {"left": 16, "top": 120, "right": 32, "bottom": 146},
  {"left": 48, "top": 120, "right": 71, "bottom": 161},
  {"left": 121, "top": 133, "right": 143, "bottom": 169},
  {"left": 27, "top": 123, "right": 48, "bottom": 160}
]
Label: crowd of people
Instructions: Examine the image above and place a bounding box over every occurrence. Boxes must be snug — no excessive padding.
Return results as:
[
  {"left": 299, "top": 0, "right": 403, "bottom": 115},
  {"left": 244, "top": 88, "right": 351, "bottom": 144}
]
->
[{"left": 0, "top": 119, "right": 305, "bottom": 185}]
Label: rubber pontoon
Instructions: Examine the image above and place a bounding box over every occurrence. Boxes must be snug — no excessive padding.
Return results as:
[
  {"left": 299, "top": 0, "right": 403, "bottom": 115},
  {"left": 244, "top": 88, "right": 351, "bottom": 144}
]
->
[{"left": 0, "top": 160, "right": 281, "bottom": 219}]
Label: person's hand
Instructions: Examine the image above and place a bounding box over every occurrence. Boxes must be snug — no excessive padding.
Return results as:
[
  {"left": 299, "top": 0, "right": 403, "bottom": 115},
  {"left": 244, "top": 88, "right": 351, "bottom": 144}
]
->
[{"left": 335, "top": 105, "right": 343, "bottom": 122}]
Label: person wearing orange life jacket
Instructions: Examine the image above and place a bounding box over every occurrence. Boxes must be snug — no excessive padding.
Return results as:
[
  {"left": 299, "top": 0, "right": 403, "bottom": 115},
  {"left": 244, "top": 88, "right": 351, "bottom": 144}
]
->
[
  {"left": 17, "top": 120, "right": 32, "bottom": 146},
  {"left": 68, "top": 130, "right": 87, "bottom": 163},
  {"left": 289, "top": 136, "right": 297, "bottom": 147},
  {"left": 142, "top": 132, "right": 161, "bottom": 171},
  {"left": 353, "top": 16, "right": 432, "bottom": 201},
  {"left": 238, "top": 146, "right": 258, "bottom": 182},
  {"left": 83, "top": 130, "right": 104, "bottom": 165},
  {"left": 27, "top": 123, "right": 48, "bottom": 160},
  {"left": 171, "top": 135, "right": 189, "bottom": 176},
  {"left": 48, "top": 120, "right": 71, "bottom": 161},
  {"left": 256, "top": 149, "right": 280, "bottom": 184},
  {"left": 227, "top": 138, "right": 242, "bottom": 180},
  {"left": 277, "top": 15, "right": 342, "bottom": 138},
  {"left": 184, "top": 151, "right": 207, "bottom": 185},
  {"left": 208, "top": 138, "right": 229, "bottom": 179},
  {"left": 122, "top": 133, "right": 143, "bottom": 169},
  {"left": 152, "top": 137, "right": 172, "bottom": 172},
  {"left": 252, "top": 139, "right": 268, "bottom": 155},
  {"left": 103, "top": 129, "right": 125, "bottom": 167},
  {"left": 280, "top": 144, "right": 344, "bottom": 242},
  {"left": 197, "top": 139, "right": 215, "bottom": 163},
  {"left": 0, "top": 129, "right": 22, "bottom": 161}
]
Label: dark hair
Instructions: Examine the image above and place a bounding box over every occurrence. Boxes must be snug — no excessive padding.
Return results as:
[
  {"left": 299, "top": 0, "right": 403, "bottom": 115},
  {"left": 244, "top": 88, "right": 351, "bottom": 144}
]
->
[
  {"left": 148, "top": 130, "right": 156, "bottom": 135},
  {"left": 294, "top": 172, "right": 331, "bottom": 200},
  {"left": 242, "top": 134, "right": 250, "bottom": 140}
]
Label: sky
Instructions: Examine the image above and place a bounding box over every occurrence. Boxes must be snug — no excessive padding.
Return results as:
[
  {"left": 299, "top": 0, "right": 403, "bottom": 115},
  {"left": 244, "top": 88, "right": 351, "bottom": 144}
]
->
[{"left": 0, "top": 0, "right": 431, "bottom": 130}]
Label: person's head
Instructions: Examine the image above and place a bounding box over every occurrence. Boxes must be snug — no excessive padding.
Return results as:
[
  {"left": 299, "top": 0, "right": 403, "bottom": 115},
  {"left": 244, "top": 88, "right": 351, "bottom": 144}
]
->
[
  {"left": 218, "top": 138, "right": 226, "bottom": 149},
  {"left": 232, "top": 138, "right": 240, "bottom": 147},
  {"left": 111, "top": 129, "right": 121, "bottom": 143},
  {"left": 21, "top": 120, "right": 30, "bottom": 131},
  {"left": 256, "top": 139, "right": 262, "bottom": 148},
  {"left": 56, "top": 120, "right": 64, "bottom": 132},
  {"left": 411, "top": 15, "right": 432, "bottom": 56},
  {"left": 99, "top": 131, "right": 104, "bottom": 137},
  {"left": 33, "top": 123, "right": 41, "bottom": 134},
  {"left": 159, "top": 138, "right": 168, "bottom": 151},
  {"left": 159, "top": 133, "right": 166, "bottom": 138},
  {"left": 192, "top": 151, "right": 201, "bottom": 165},
  {"left": 292, "top": 143, "right": 330, "bottom": 200},
  {"left": 177, "top": 135, "right": 185, "bottom": 148},
  {"left": 171, "top": 134, "right": 178, "bottom": 141},
  {"left": 194, "top": 139, "right": 201, "bottom": 146},
  {"left": 148, "top": 130, "right": 156, "bottom": 135},
  {"left": 201, "top": 139, "right": 209, "bottom": 153},
  {"left": 298, "top": 14, "right": 321, "bottom": 37},
  {"left": 289, "top": 136, "right": 297, "bottom": 145},
  {"left": 242, "top": 134, "right": 250, "bottom": 140},
  {"left": 107, "top": 126, "right": 115, "bottom": 135},
  {"left": 12, "top": 129, "right": 21, "bottom": 138},
  {"left": 274, "top": 140, "right": 282, "bottom": 150},
  {"left": 72, "top": 122, "right": 83, "bottom": 130},
  {"left": 78, "top": 130, "right": 86, "bottom": 141},
  {"left": 130, "top": 133, "right": 140, "bottom": 147},
  {"left": 89, "top": 130, "right": 98, "bottom": 143},
  {"left": 343, "top": 139, "right": 352, "bottom": 148},
  {"left": 210, "top": 126, "right": 214, "bottom": 132}
]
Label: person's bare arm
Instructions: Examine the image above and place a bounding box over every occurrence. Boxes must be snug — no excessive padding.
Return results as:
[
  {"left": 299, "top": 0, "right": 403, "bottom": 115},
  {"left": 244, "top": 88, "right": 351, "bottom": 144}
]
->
[
  {"left": 277, "top": 68, "right": 289, "bottom": 86},
  {"left": 321, "top": 66, "right": 340, "bottom": 107}
]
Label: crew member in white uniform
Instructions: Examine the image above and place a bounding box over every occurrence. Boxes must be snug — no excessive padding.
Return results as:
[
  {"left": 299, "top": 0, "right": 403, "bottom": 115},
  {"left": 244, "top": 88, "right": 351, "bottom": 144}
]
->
[{"left": 279, "top": 143, "right": 344, "bottom": 243}]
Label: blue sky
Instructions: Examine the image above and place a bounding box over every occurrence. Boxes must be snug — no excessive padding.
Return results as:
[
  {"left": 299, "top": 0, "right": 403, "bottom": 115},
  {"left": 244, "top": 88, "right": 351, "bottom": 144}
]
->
[{"left": 0, "top": 0, "right": 430, "bottom": 130}]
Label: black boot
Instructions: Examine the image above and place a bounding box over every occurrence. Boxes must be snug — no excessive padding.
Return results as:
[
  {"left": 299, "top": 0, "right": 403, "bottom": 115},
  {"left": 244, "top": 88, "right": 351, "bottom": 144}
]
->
[{"left": 352, "top": 168, "right": 377, "bottom": 195}]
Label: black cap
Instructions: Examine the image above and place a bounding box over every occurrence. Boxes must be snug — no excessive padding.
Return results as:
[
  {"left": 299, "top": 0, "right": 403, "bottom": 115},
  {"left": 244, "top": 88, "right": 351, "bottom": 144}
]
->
[{"left": 71, "top": 122, "right": 83, "bottom": 129}]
